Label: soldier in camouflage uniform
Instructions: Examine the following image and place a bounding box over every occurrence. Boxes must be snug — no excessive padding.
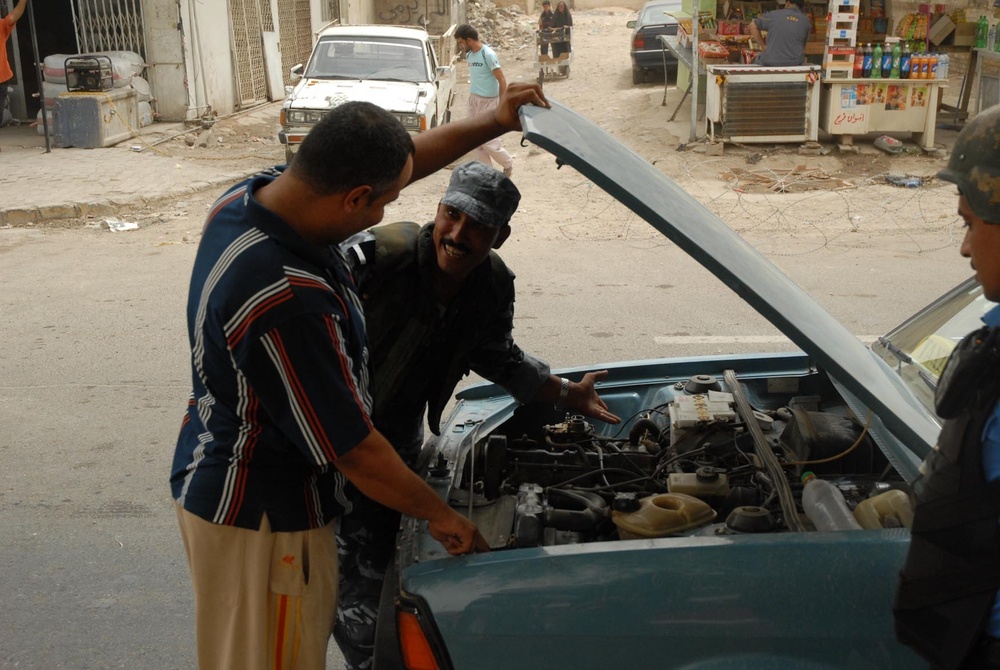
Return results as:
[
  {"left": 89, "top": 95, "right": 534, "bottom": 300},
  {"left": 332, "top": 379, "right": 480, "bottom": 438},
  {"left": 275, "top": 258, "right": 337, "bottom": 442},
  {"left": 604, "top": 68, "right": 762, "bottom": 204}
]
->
[{"left": 334, "top": 162, "right": 620, "bottom": 669}]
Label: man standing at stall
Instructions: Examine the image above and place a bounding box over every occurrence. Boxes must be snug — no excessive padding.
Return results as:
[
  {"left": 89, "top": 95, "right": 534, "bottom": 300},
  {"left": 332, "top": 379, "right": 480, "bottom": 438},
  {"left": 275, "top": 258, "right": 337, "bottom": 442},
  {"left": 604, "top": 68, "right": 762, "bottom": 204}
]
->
[
  {"left": 455, "top": 24, "right": 515, "bottom": 177},
  {"left": 894, "top": 105, "right": 1000, "bottom": 670},
  {"left": 748, "top": 0, "right": 811, "bottom": 67}
]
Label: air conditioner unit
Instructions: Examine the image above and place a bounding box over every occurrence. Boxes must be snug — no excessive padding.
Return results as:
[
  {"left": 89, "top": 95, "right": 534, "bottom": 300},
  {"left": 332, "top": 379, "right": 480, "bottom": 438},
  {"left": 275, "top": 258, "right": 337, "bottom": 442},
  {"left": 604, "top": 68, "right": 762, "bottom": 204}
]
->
[{"left": 706, "top": 64, "right": 821, "bottom": 143}]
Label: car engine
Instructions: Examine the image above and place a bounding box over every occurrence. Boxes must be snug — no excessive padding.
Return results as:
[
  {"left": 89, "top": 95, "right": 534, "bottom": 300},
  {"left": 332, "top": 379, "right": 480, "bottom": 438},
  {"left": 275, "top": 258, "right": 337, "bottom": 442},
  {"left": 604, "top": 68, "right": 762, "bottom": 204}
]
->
[{"left": 447, "top": 373, "right": 912, "bottom": 548}]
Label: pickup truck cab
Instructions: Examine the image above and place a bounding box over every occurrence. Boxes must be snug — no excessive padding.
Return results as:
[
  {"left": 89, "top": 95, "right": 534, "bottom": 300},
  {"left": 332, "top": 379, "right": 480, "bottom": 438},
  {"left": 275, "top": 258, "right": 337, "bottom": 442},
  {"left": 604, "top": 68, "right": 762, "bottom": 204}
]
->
[{"left": 279, "top": 25, "right": 456, "bottom": 163}]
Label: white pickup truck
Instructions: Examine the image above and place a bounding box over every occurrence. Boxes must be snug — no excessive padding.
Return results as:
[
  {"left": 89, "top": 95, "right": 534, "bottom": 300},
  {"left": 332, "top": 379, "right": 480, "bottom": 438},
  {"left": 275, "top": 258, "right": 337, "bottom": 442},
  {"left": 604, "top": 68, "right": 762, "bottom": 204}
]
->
[{"left": 279, "top": 24, "right": 456, "bottom": 163}]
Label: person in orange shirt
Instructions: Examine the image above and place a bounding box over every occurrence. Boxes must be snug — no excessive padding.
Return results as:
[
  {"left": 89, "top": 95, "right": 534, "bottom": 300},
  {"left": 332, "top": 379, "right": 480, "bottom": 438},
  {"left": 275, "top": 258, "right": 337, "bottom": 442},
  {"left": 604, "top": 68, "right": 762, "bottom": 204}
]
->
[{"left": 1, "top": 0, "right": 29, "bottom": 125}]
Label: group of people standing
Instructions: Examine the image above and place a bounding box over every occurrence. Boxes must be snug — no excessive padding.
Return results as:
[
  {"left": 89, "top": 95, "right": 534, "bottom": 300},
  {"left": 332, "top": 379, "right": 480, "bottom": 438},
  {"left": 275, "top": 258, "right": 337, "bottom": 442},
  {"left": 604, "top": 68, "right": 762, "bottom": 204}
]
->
[
  {"left": 170, "top": 22, "right": 620, "bottom": 670},
  {"left": 538, "top": 0, "right": 573, "bottom": 58},
  {"left": 108, "top": 2, "right": 1000, "bottom": 667}
]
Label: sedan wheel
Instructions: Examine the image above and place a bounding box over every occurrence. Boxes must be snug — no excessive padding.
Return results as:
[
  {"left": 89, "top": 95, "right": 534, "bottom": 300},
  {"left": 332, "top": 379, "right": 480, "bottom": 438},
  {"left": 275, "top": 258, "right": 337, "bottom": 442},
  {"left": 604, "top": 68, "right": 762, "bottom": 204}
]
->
[{"left": 632, "top": 66, "right": 645, "bottom": 85}]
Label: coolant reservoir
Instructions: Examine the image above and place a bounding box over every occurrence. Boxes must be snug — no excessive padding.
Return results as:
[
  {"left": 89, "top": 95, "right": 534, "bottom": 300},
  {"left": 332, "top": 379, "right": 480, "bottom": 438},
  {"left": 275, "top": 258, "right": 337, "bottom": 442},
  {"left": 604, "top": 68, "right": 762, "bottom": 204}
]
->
[
  {"left": 852, "top": 489, "right": 914, "bottom": 529},
  {"left": 667, "top": 467, "right": 731, "bottom": 499},
  {"left": 612, "top": 493, "right": 716, "bottom": 539}
]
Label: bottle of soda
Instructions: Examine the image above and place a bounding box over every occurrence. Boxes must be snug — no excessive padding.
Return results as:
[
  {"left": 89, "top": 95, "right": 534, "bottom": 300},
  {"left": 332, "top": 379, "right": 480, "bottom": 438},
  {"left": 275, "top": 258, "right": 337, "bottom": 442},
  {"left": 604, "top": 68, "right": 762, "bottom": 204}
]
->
[
  {"left": 929, "top": 53, "right": 939, "bottom": 79},
  {"left": 890, "top": 41, "right": 901, "bottom": 78},
  {"left": 862, "top": 43, "right": 873, "bottom": 79},
  {"left": 854, "top": 44, "right": 864, "bottom": 78},
  {"left": 912, "top": 53, "right": 924, "bottom": 80},
  {"left": 976, "top": 15, "right": 989, "bottom": 49},
  {"left": 900, "top": 42, "right": 911, "bottom": 79},
  {"left": 921, "top": 53, "right": 931, "bottom": 79},
  {"left": 871, "top": 42, "right": 883, "bottom": 79},
  {"left": 881, "top": 40, "right": 892, "bottom": 78}
]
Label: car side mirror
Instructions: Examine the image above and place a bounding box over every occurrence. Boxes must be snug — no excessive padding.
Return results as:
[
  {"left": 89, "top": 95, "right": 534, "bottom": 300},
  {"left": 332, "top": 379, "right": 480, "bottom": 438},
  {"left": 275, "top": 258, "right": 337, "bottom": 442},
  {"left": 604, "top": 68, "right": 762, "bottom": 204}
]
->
[
  {"left": 436, "top": 65, "right": 453, "bottom": 79},
  {"left": 290, "top": 64, "right": 304, "bottom": 82},
  {"left": 627, "top": 20, "right": 637, "bottom": 28}
]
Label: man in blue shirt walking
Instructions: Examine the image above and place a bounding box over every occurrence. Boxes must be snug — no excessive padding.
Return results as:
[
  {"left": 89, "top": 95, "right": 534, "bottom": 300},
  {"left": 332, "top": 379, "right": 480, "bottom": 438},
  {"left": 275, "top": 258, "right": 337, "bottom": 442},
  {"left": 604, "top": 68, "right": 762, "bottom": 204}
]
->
[
  {"left": 455, "top": 24, "right": 515, "bottom": 177},
  {"left": 895, "top": 105, "right": 1000, "bottom": 670}
]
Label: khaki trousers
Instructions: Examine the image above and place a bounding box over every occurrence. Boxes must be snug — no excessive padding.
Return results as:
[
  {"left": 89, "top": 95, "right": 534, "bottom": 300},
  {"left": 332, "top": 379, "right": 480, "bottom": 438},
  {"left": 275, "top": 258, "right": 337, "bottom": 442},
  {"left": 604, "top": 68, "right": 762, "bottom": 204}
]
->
[
  {"left": 176, "top": 504, "right": 338, "bottom": 670},
  {"left": 467, "top": 93, "right": 514, "bottom": 172}
]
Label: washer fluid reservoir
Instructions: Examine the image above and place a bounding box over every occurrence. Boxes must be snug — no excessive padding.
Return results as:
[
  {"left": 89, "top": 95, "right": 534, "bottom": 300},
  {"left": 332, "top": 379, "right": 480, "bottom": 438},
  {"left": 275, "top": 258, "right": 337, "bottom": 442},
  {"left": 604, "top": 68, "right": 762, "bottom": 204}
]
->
[{"left": 612, "top": 493, "right": 716, "bottom": 539}]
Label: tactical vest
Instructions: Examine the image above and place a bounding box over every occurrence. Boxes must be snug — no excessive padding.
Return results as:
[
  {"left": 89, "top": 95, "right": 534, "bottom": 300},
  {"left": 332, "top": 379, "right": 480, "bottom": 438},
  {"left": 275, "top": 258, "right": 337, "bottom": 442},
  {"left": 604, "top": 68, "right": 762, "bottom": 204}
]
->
[
  {"left": 895, "top": 325, "right": 1000, "bottom": 670},
  {"left": 358, "top": 222, "right": 515, "bottom": 436}
]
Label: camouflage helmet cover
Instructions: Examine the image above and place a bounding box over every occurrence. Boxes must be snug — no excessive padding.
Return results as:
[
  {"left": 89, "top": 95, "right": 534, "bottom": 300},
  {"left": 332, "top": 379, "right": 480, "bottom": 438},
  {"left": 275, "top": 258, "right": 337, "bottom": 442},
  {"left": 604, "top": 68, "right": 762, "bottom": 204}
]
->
[{"left": 937, "top": 105, "right": 1000, "bottom": 225}]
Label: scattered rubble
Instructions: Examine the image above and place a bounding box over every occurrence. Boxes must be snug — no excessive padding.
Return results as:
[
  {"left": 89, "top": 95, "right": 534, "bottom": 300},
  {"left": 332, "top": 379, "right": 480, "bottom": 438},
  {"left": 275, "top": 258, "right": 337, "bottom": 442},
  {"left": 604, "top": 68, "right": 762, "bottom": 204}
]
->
[{"left": 467, "top": 0, "right": 538, "bottom": 52}]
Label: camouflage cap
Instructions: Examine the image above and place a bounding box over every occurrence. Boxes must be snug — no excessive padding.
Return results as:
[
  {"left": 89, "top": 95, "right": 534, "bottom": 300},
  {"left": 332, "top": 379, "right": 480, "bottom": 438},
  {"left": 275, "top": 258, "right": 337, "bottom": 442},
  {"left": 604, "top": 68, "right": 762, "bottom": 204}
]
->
[{"left": 440, "top": 161, "right": 521, "bottom": 228}]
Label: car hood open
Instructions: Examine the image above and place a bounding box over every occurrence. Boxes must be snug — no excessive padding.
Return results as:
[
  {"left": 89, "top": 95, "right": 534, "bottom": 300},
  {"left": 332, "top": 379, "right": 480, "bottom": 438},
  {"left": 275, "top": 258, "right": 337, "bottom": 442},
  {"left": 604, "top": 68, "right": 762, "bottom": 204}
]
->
[
  {"left": 519, "top": 101, "right": 938, "bottom": 464},
  {"left": 288, "top": 79, "right": 424, "bottom": 111}
]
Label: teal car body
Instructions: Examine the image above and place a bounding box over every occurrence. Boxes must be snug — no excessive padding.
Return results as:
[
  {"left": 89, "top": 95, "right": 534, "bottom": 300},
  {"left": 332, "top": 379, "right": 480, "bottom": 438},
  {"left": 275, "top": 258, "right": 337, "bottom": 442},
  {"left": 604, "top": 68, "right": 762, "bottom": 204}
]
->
[{"left": 373, "top": 101, "right": 982, "bottom": 669}]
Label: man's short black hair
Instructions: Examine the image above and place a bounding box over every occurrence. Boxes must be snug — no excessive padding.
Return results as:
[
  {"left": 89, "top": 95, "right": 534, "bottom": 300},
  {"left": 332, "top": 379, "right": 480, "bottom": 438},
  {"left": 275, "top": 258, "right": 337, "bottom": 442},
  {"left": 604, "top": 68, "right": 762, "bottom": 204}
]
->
[
  {"left": 292, "top": 101, "right": 415, "bottom": 201},
  {"left": 787, "top": 0, "right": 804, "bottom": 7},
  {"left": 455, "top": 24, "right": 479, "bottom": 41}
]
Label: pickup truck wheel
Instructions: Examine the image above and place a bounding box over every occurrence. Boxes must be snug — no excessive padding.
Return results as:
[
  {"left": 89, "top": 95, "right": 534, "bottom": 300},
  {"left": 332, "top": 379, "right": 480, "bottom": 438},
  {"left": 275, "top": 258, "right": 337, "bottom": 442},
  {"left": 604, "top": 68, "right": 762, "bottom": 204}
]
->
[
  {"left": 284, "top": 145, "right": 295, "bottom": 165},
  {"left": 560, "top": 64, "right": 570, "bottom": 77}
]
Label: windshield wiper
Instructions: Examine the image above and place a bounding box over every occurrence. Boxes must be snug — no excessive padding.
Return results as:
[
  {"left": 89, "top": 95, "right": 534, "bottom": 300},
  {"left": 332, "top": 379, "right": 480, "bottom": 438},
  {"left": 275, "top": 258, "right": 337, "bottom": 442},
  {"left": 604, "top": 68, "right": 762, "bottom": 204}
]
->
[
  {"left": 878, "top": 337, "right": 938, "bottom": 393},
  {"left": 877, "top": 336, "right": 913, "bottom": 365}
]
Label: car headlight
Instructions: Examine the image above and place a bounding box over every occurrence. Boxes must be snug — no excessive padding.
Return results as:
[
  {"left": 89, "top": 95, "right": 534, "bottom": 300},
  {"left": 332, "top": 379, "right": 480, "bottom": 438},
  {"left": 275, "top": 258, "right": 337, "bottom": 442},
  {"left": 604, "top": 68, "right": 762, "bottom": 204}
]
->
[
  {"left": 396, "top": 113, "right": 422, "bottom": 130},
  {"left": 286, "top": 109, "right": 326, "bottom": 125}
]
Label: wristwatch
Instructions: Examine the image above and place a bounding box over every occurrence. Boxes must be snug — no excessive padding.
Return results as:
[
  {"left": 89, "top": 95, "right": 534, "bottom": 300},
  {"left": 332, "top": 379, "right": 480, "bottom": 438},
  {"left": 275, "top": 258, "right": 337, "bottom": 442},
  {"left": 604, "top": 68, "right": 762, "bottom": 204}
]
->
[{"left": 555, "top": 377, "right": 570, "bottom": 410}]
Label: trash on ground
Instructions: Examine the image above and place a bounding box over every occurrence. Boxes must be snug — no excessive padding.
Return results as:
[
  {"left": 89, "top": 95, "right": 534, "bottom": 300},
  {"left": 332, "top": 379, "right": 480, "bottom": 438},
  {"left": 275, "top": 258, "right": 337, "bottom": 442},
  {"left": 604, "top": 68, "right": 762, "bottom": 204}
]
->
[
  {"left": 884, "top": 174, "right": 926, "bottom": 188},
  {"left": 106, "top": 217, "right": 139, "bottom": 232},
  {"left": 721, "top": 166, "right": 855, "bottom": 193},
  {"left": 874, "top": 135, "right": 905, "bottom": 155}
]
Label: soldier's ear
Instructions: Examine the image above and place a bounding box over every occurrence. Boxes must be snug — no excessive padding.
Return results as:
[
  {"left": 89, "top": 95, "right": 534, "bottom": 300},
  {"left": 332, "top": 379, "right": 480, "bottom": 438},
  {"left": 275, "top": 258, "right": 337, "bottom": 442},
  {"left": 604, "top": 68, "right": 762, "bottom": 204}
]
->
[{"left": 492, "top": 224, "right": 511, "bottom": 250}]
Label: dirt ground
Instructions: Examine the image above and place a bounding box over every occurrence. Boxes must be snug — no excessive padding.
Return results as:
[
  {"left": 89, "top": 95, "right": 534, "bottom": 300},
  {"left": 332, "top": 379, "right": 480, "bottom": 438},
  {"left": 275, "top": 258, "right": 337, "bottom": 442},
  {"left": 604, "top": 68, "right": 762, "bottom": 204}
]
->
[{"left": 58, "top": 5, "right": 962, "bottom": 261}]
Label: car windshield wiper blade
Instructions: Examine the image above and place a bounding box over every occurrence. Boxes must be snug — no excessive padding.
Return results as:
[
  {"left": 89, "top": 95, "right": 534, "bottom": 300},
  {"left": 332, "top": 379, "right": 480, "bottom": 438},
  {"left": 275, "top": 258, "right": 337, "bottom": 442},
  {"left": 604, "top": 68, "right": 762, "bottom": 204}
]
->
[{"left": 877, "top": 336, "right": 913, "bottom": 364}]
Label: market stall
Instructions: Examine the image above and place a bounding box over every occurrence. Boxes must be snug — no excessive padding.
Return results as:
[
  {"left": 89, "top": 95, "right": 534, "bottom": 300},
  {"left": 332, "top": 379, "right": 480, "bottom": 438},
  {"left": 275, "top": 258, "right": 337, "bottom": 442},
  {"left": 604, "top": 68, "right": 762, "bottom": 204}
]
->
[{"left": 657, "top": 0, "right": 969, "bottom": 149}]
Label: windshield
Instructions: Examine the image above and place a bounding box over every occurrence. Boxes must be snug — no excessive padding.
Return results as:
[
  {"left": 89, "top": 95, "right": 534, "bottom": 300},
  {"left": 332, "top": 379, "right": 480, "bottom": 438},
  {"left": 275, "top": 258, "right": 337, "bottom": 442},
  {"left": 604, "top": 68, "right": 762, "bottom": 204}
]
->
[
  {"left": 639, "top": 3, "right": 681, "bottom": 25},
  {"left": 305, "top": 36, "right": 428, "bottom": 82},
  {"left": 872, "top": 278, "right": 990, "bottom": 417}
]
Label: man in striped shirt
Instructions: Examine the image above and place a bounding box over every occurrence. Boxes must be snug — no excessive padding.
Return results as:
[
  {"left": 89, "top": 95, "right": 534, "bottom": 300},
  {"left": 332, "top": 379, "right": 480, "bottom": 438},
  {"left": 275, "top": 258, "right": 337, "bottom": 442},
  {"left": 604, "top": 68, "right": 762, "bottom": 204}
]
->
[{"left": 171, "top": 84, "right": 548, "bottom": 670}]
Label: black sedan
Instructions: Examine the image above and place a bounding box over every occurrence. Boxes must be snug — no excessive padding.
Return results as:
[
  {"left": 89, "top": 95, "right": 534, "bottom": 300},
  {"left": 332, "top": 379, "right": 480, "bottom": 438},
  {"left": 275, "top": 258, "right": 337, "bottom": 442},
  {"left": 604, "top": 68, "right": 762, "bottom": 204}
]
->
[{"left": 627, "top": 0, "right": 682, "bottom": 84}]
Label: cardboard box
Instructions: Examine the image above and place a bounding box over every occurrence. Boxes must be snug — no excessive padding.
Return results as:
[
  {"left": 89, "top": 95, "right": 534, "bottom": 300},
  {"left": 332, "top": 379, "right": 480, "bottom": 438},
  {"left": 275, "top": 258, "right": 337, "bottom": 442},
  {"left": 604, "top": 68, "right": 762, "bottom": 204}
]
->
[
  {"left": 954, "top": 22, "right": 975, "bottom": 47},
  {"left": 928, "top": 15, "right": 955, "bottom": 45}
]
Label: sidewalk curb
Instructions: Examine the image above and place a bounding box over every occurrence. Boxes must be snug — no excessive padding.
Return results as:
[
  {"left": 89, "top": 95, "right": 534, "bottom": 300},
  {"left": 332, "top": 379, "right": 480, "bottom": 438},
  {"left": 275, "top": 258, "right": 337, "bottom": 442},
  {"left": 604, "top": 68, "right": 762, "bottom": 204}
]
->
[{"left": 0, "top": 173, "right": 258, "bottom": 228}]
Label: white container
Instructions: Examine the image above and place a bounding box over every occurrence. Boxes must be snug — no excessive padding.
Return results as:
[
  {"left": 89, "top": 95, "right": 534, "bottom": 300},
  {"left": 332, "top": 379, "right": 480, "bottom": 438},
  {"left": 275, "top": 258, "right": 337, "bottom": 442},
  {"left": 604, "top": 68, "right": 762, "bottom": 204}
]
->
[{"left": 801, "top": 472, "right": 862, "bottom": 532}]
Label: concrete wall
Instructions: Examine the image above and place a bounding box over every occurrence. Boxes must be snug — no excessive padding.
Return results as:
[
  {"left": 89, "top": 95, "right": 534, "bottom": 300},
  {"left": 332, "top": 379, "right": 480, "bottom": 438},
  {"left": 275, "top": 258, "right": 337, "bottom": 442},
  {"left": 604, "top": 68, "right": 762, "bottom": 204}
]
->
[{"left": 180, "top": 0, "right": 238, "bottom": 118}]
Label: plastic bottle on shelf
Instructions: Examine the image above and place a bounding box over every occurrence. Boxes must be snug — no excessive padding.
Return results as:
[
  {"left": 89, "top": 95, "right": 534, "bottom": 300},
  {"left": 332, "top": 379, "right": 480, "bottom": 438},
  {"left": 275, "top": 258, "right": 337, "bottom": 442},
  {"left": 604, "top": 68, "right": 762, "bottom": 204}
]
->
[
  {"left": 890, "top": 41, "right": 901, "bottom": 78},
  {"left": 881, "top": 40, "right": 893, "bottom": 78},
  {"left": 854, "top": 44, "right": 864, "bottom": 78},
  {"left": 939, "top": 52, "right": 949, "bottom": 79},
  {"left": 929, "top": 53, "right": 939, "bottom": 79},
  {"left": 801, "top": 472, "right": 863, "bottom": 532},
  {"left": 871, "top": 42, "right": 883, "bottom": 79},
  {"left": 862, "top": 43, "right": 873, "bottom": 78},
  {"left": 990, "top": 25, "right": 997, "bottom": 51},
  {"left": 913, "top": 52, "right": 925, "bottom": 79},
  {"left": 900, "top": 42, "right": 911, "bottom": 79},
  {"left": 976, "top": 15, "right": 989, "bottom": 49}
]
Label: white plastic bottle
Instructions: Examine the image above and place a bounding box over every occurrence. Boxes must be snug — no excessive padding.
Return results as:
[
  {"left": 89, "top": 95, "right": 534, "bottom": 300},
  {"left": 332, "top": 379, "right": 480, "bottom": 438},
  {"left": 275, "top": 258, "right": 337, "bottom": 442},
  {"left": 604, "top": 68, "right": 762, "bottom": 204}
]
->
[
  {"left": 801, "top": 472, "right": 863, "bottom": 531},
  {"left": 939, "top": 52, "right": 949, "bottom": 80}
]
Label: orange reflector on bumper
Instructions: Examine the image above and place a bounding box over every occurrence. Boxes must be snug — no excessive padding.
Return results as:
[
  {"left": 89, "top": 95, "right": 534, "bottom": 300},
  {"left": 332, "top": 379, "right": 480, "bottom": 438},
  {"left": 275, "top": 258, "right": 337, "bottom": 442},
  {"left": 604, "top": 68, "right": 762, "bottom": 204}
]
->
[{"left": 398, "top": 610, "right": 439, "bottom": 670}]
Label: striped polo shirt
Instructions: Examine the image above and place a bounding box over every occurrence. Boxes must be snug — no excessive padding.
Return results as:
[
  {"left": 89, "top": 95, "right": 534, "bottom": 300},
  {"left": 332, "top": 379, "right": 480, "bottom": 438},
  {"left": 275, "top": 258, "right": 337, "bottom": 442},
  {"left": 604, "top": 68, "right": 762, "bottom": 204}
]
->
[{"left": 171, "top": 166, "right": 373, "bottom": 532}]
